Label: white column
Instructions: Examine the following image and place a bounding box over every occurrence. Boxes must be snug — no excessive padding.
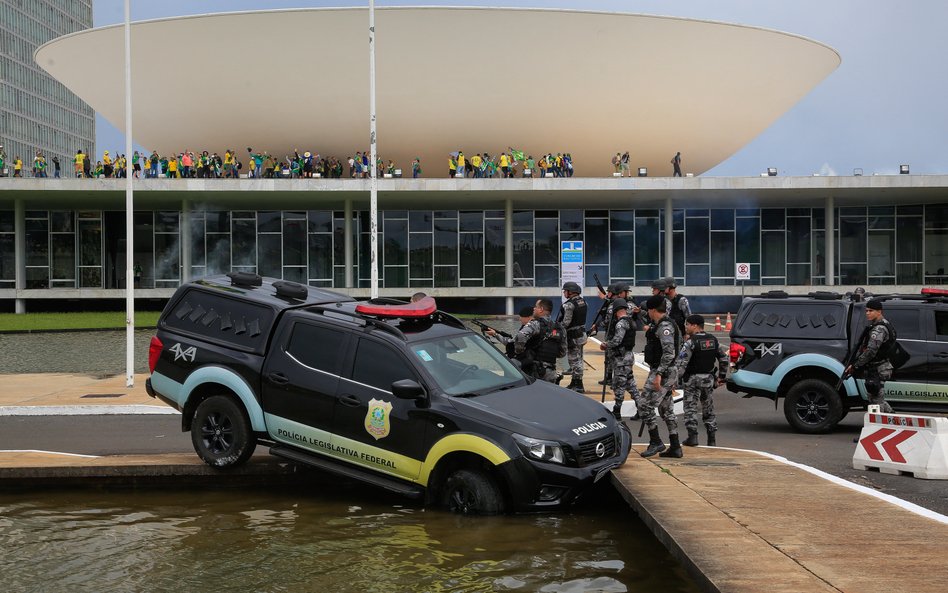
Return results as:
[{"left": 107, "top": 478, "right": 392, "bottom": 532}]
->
[
  {"left": 344, "top": 198, "right": 353, "bottom": 288},
  {"left": 505, "top": 198, "right": 514, "bottom": 315},
  {"left": 664, "top": 196, "right": 674, "bottom": 279},
  {"left": 123, "top": 0, "right": 135, "bottom": 387},
  {"left": 181, "top": 200, "right": 191, "bottom": 283},
  {"left": 368, "top": 1, "right": 378, "bottom": 299},
  {"left": 825, "top": 196, "right": 835, "bottom": 286},
  {"left": 14, "top": 199, "right": 24, "bottom": 314}
]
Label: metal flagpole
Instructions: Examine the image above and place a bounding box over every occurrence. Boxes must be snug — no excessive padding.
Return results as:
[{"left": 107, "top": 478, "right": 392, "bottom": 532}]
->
[
  {"left": 124, "top": 0, "right": 135, "bottom": 387},
  {"left": 369, "top": 0, "right": 379, "bottom": 299}
]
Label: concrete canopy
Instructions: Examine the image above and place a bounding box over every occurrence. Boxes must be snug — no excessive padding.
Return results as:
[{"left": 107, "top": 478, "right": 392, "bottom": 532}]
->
[{"left": 35, "top": 7, "right": 839, "bottom": 177}]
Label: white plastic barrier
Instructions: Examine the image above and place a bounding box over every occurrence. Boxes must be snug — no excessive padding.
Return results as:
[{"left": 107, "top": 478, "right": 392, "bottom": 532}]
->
[{"left": 852, "top": 408, "right": 948, "bottom": 479}]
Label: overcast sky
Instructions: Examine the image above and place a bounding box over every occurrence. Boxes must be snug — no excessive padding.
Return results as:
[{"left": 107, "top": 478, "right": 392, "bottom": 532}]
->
[{"left": 91, "top": 0, "right": 946, "bottom": 177}]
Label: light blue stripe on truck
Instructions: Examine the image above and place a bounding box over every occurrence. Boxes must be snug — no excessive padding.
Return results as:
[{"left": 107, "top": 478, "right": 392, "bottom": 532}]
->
[
  {"left": 731, "top": 352, "right": 859, "bottom": 397},
  {"left": 150, "top": 367, "right": 267, "bottom": 431}
]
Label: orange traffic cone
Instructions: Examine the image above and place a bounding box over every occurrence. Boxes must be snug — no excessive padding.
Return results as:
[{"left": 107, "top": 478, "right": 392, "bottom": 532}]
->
[
  {"left": 725, "top": 312, "right": 733, "bottom": 331},
  {"left": 714, "top": 315, "right": 722, "bottom": 331}
]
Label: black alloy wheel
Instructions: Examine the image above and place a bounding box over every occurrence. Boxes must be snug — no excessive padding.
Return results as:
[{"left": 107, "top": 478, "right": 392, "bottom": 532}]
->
[
  {"left": 783, "top": 379, "right": 843, "bottom": 434},
  {"left": 191, "top": 395, "right": 256, "bottom": 468}
]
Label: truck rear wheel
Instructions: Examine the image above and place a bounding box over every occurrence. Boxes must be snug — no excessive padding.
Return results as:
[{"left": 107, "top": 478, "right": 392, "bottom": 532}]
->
[
  {"left": 191, "top": 395, "right": 256, "bottom": 468},
  {"left": 440, "top": 469, "right": 505, "bottom": 515},
  {"left": 783, "top": 379, "right": 843, "bottom": 434}
]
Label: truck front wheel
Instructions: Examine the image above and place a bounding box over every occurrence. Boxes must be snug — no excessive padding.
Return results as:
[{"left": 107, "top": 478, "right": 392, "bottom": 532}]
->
[
  {"left": 440, "top": 469, "right": 505, "bottom": 515},
  {"left": 191, "top": 395, "right": 256, "bottom": 468},
  {"left": 783, "top": 379, "right": 843, "bottom": 434}
]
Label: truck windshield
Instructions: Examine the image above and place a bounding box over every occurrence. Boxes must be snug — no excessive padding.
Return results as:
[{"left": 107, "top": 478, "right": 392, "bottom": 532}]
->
[{"left": 409, "top": 334, "right": 524, "bottom": 395}]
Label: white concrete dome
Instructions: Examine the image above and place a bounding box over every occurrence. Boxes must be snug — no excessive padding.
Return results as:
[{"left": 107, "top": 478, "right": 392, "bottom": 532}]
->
[{"left": 35, "top": 6, "right": 840, "bottom": 176}]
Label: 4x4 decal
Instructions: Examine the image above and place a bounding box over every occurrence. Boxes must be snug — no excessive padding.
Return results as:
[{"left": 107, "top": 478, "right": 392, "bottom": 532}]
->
[
  {"left": 169, "top": 343, "right": 197, "bottom": 362},
  {"left": 754, "top": 342, "right": 782, "bottom": 357}
]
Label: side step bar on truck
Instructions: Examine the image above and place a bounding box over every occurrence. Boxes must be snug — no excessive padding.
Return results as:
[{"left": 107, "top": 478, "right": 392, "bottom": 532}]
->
[{"left": 269, "top": 445, "right": 425, "bottom": 499}]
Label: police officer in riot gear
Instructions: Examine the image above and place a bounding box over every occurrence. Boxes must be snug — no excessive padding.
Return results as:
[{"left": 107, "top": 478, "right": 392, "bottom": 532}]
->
[
  {"left": 845, "top": 299, "right": 896, "bottom": 413},
  {"left": 487, "top": 305, "right": 534, "bottom": 361},
  {"left": 665, "top": 278, "right": 692, "bottom": 336},
  {"left": 640, "top": 278, "right": 671, "bottom": 331},
  {"left": 641, "top": 295, "right": 683, "bottom": 458},
  {"left": 675, "top": 314, "right": 728, "bottom": 446},
  {"left": 599, "top": 298, "right": 641, "bottom": 419},
  {"left": 514, "top": 298, "right": 568, "bottom": 383},
  {"left": 558, "top": 281, "right": 588, "bottom": 392}
]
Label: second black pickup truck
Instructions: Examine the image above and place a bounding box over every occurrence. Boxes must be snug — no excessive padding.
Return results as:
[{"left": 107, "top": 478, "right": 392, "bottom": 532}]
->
[{"left": 727, "top": 289, "right": 948, "bottom": 433}]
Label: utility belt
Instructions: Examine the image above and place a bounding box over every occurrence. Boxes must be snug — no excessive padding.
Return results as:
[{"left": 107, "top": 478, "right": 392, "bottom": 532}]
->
[{"left": 681, "top": 371, "right": 717, "bottom": 382}]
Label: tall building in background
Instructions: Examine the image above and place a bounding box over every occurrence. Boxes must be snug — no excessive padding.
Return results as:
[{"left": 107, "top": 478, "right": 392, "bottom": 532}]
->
[{"left": 0, "top": 0, "right": 94, "bottom": 176}]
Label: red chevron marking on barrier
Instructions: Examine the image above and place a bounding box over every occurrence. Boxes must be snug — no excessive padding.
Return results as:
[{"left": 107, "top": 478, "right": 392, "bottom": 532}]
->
[
  {"left": 860, "top": 428, "right": 896, "bottom": 461},
  {"left": 881, "top": 430, "right": 916, "bottom": 463}
]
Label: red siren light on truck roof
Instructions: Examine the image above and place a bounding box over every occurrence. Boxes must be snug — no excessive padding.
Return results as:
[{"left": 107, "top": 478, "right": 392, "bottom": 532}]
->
[
  {"left": 355, "top": 296, "right": 437, "bottom": 318},
  {"left": 921, "top": 287, "right": 948, "bottom": 296}
]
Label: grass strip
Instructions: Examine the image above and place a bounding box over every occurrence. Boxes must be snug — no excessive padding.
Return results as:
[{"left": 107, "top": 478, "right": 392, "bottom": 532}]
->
[{"left": 0, "top": 311, "right": 162, "bottom": 332}]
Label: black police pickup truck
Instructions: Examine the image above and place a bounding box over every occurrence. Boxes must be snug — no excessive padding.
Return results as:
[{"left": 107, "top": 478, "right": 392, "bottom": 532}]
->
[
  {"left": 727, "top": 289, "right": 948, "bottom": 433},
  {"left": 146, "top": 274, "right": 630, "bottom": 514}
]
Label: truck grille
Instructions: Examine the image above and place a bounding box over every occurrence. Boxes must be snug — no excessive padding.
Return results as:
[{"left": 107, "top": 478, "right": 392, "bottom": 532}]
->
[{"left": 577, "top": 435, "right": 616, "bottom": 466}]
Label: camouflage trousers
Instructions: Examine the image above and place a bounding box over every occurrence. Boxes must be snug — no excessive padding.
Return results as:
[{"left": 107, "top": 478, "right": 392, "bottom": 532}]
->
[
  {"left": 681, "top": 374, "right": 717, "bottom": 432},
  {"left": 641, "top": 368, "right": 678, "bottom": 434},
  {"left": 567, "top": 341, "right": 585, "bottom": 379},
  {"left": 535, "top": 362, "right": 560, "bottom": 384},
  {"left": 609, "top": 350, "right": 640, "bottom": 413},
  {"left": 863, "top": 361, "right": 894, "bottom": 414}
]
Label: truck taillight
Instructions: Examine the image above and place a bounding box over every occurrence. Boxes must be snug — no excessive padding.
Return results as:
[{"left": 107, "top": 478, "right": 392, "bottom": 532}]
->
[
  {"left": 148, "top": 336, "right": 163, "bottom": 373},
  {"left": 729, "top": 342, "right": 746, "bottom": 364}
]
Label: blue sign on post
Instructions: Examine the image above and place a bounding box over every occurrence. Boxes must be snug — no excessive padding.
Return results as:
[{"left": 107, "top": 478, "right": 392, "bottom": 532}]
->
[{"left": 561, "top": 241, "right": 584, "bottom": 286}]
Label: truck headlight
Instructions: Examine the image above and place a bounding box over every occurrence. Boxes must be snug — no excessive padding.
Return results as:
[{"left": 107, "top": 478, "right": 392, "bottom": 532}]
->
[{"left": 513, "top": 433, "right": 565, "bottom": 464}]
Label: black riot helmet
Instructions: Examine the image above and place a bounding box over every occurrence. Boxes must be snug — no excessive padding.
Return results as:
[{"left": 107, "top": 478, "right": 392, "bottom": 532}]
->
[{"left": 562, "top": 281, "right": 581, "bottom": 294}]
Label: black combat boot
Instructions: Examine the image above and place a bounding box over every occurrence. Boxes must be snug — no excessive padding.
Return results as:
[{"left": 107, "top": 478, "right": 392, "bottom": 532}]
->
[
  {"left": 706, "top": 427, "right": 717, "bottom": 447},
  {"left": 659, "top": 433, "right": 684, "bottom": 458},
  {"left": 640, "top": 428, "right": 666, "bottom": 457},
  {"left": 572, "top": 378, "right": 585, "bottom": 394},
  {"left": 683, "top": 429, "right": 699, "bottom": 447}
]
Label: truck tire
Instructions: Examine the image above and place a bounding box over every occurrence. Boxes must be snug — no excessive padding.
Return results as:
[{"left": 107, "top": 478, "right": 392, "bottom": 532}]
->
[
  {"left": 191, "top": 395, "right": 256, "bottom": 468},
  {"left": 440, "top": 469, "right": 505, "bottom": 515},
  {"left": 783, "top": 379, "right": 843, "bottom": 434}
]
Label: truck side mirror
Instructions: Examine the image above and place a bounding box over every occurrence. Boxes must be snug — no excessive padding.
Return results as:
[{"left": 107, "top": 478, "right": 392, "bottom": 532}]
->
[{"left": 391, "top": 379, "right": 426, "bottom": 401}]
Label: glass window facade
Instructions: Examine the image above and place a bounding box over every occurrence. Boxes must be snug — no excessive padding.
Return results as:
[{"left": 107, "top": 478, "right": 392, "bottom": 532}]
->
[
  {"left": 0, "top": 1, "right": 95, "bottom": 178},
  {"left": 2, "top": 205, "right": 945, "bottom": 290}
]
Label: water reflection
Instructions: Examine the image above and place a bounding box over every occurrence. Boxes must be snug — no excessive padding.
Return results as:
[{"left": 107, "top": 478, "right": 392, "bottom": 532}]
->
[{"left": 0, "top": 485, "right": 698, "bottom": 592}]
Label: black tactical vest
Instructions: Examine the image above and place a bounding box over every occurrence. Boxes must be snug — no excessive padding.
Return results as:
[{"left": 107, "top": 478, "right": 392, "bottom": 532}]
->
[
  {"left": 564, "top": 297, "right": 588, "bottom": 339},
  {"left": 857, "top": 318, "right": 897, "bottom": 366},
  {"left": 528, "top": 317, "right": 562, "bottom": 364},
  {"left": 644, "top": 318, "right": 680, "bottom": 367},
  {"left": 608, "top": 317, "right": 636, "bottom": 350},
  {"left": 669, "top": 294, "right": 686, "bottom": 333},
  {"left": 684, "top": 332, "right": 720, "bottom": 379}
]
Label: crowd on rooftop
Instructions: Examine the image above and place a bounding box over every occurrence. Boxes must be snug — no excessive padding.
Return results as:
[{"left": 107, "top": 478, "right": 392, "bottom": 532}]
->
[{"left": 1, "top": 144, "right": 680, "bottom": 179}]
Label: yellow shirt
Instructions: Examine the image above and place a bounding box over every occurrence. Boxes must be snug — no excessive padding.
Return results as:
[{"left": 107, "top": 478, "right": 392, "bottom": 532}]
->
[
  {"left": 500, "top": 154, "right": 509, "bottom": 167},
  {"left": 457, "top": 154, "right": 465, "bottom": 167},
  {"left": 471, "top": 155, "right": 481, "bottom": 168}
]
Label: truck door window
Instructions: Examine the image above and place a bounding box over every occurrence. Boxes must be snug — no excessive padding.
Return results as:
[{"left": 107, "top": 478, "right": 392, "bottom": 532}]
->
[
  {"left": 883, "top": 308, "right": 921, "bottom": 340},
  {"left": 286, "top": 322, "right": 347, "bottom": 374},
  {"left": 351, "top": 339, "right": 416, "bottom": 392},
  {"left": 934, "top": 311, "right": 948, "bottom": 341}
]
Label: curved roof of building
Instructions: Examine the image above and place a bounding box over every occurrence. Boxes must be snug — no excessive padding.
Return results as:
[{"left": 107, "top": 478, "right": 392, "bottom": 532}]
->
[{"left": 35, "top": 7, "right": 839, "bottom": 177}]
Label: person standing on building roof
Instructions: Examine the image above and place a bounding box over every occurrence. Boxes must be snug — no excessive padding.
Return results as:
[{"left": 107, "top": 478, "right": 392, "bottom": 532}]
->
[
  {"left": 52, "top": 155, "right": 61, "bottom": 178},
  {"left": 13, "top": 155, "right": 23, "bottom": 177},
  {"left": 412, "top": 157, "right": 421, "bottom": 178},
  {"left": 675, "top": 314, "right": 727, "bottom": 447},
  {"left": 845, "top": 299, "right": 896, "bottom": 413},
  {"left": 671, "top": 151, "right": 682, "bottom": 177},
  {"left": 102, "top": 150, "right": 112, "bottom": 178},
  {"left": 665, "top": 278, "right": 691, "bottom": 335},
  {"left": 0, "top": 146, "right": 6, "bottom": 176},
  {"left": 620, "top": 151, "right": 631, "bottom": 177},
  {"left": 640, "top": 294, "right": 683, "bottom": 458},
  {"left": 558, "top": 281, "right": 588, "bottom": 393},
  {"left": 600, "top": 298, "right": 640, "bottom": 419}
]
